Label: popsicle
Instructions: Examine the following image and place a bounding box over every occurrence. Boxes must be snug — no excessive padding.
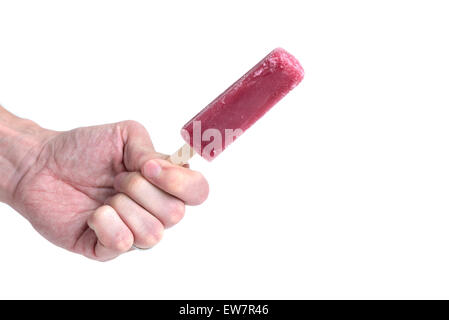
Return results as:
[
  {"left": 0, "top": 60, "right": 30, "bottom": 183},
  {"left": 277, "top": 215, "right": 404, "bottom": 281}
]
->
[{"left": 170, "top": 47, "right": 304, "bottom": 164}]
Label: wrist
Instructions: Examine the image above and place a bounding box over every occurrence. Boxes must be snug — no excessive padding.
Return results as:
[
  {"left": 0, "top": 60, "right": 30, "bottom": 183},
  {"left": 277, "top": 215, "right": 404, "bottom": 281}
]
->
[{"left": 0, "top": 107, "right": 55, "bottom": 204}]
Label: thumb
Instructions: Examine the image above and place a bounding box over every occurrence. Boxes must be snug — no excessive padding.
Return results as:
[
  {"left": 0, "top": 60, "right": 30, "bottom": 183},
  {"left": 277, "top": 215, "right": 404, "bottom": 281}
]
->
[{"left": 119, "top": 120, "right": 168, "bottom": 172}]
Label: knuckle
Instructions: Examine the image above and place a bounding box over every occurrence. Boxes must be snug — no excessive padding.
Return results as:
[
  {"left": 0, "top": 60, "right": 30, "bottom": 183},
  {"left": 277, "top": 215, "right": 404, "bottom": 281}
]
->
[
  {"left": 139, "top": 235, "right": 156, "bottom": 248},
  {"left": 184, "top": 171, "right": 209, "bottom": 205},
  {"left": 123, "top": 119, "right": 144, "bottom": 130},
  {"left": 126, "top": 172, "right": 145, "bottom": 192},
  {"left": 153, "top": 226, "right": 164, "bottom": 242},
  {"left": 139, "top": 228, "right": 164, "bottom": 248},
  {"left": 90, "top": 205, "right": 112, "bottom": 226},
  {"left": 166, "top": 200, "right": 185, "bottom": 227},
  {"left": 193, "top": 173, "right": 209, "bottom": 205},
  {"left": 112, "top": 231, "right": 133, "bottom": 252}
]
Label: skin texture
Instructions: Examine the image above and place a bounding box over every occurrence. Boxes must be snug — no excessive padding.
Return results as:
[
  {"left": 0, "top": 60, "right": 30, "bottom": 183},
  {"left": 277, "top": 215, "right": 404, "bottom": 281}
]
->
[{"left": 0, "top": 106, "right": 209, "bottom": 261}]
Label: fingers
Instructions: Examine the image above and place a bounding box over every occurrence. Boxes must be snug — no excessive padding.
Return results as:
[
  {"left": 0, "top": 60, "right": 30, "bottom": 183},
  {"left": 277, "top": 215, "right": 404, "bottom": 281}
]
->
[
  {"left": 87, "top": 205, "right": 134, "bottom": 261},
  {"left": 114, "top": 172, "right": 185, "bottom": 228},
  {"left": 88, "top": 191, "right": 167, "bottom": 261},
  {"left": 105, "top": 193, "right": 164, "bottom": 248},
  {"left": 118, "top": 120, "right": 208, "bottom": 205},
  {"left": 141, "top": 159, "right": 209, "bottom": 206}
]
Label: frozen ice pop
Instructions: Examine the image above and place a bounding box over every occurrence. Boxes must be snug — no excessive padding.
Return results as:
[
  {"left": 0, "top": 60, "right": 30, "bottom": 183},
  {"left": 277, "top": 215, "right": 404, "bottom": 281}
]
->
[{"left": 170, "top": 48, "right": 304, "bottom": 164}]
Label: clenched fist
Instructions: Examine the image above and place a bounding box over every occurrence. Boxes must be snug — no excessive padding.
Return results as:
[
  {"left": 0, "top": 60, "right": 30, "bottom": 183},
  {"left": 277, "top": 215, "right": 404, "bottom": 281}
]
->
[{"left": 0, "top": 106, "right": 208, "bottom": 261}]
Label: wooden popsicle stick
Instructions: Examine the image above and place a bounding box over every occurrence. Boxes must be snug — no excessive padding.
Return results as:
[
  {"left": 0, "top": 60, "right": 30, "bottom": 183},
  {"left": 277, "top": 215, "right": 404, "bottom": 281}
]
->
[{"left": 169, "top": 143, "right": 196, "bottom": 165}]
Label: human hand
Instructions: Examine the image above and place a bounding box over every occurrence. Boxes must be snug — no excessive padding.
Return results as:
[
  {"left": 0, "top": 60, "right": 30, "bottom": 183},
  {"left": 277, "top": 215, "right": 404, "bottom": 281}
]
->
[{"left": 2, "top": 114, "right": 209, "bottom": 261}]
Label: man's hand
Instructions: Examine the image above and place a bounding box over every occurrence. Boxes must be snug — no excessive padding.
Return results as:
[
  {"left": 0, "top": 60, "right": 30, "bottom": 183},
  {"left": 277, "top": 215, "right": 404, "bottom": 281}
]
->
[{"left": 1, "top": 107, "right": 208, "bottom": 261}]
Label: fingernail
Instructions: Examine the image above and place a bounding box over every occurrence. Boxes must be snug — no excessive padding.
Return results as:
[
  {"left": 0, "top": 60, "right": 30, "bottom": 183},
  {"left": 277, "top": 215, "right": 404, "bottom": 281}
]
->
[{"left": 144, "top": 160, "right": 162, "bottom": 178}]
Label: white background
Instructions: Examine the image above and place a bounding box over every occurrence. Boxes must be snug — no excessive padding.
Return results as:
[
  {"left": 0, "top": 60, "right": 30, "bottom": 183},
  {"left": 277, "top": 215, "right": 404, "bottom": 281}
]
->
[{"left": 0, "top": 0, "right": 448, "bottom": 299}]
